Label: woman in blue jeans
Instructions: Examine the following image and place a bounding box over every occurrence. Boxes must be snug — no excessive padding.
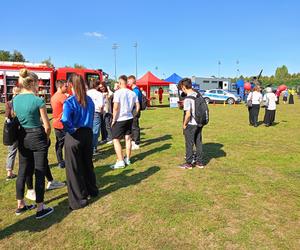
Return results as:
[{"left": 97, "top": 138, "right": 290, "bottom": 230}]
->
[
  {"left": 14, "top": 68, "right": 53, "bottom": 219},
  {"left": 87, "top": 79, "right": 104, "bottom": 154}
]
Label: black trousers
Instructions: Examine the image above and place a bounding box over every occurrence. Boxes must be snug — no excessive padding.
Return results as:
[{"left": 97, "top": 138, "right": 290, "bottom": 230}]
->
[
  {"left": 184, "top": 125, "right": 203, "bottom": 165},
  {"left": 289, "top": 95, "right": 294, "bottom": 104},
  {"left": 65, "top": 128, "right": 98, "bottom": 210},
  {"left": 249, "top": 104, "right": 260, "bottom": 125},
  {"left": 54, "top": 128, "right": 66, "bottom": 164},
  {"left": 264, "top": 109, "right": 276, "bottom": 125},
  {"left": 100, "top": 113, "right": 107, "bottom": 141},
  {"left": 132, "top": 112, "right": 141, "bottom": 145},
  {"left": 17, "top": 127, "right": 48, "bottom": 203},
  {"left": 104, "top": 113, "right": 113, "bottom": 141}
]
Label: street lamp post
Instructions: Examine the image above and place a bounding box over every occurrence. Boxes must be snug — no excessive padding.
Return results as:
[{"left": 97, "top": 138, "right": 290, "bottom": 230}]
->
[
  {"left": 112, "top": 43, "right": 119, "bottom": 80},
  {"left": 133, "top": 42, "right": 138, "bottom": 78},
  {"left": 236, "top": 59, "right": 240, "bottom": 78},
  {"left": 218, "top": 60, "right": 221, "bottom": 78}
]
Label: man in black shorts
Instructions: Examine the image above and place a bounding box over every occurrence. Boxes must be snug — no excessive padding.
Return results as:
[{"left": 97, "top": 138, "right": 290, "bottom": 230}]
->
[{"left": 111, "top": 75, "right": 140, "bottom": 169}]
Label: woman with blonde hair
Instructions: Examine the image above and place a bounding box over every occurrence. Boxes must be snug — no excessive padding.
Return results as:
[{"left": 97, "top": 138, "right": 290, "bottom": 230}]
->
[
  {"left": 61, "top": 74, "right": 98, "bottom": 210},
  {"left": 13, "top": 68, "right": 54, "bottom": 219},
  {"left": 247, "top": 86, "right": 262, "bottom": 127}
]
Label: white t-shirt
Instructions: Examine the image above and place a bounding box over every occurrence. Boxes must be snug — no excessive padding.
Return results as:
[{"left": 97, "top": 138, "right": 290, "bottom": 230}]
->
[
  {"left": 263, "top": 92, "right": 277, "bottom": 110},
  {"left": 247, "top": 91, "right": 262, "bottom": 105},
  {"left": 183, "top": 91, "right": 198, "bottom": 125},
  {"left": 113, "top": 88, "right": 138, "bottom": 122},
  {"left": 87, "top": 89, "right": 104, "bottom": 113}
]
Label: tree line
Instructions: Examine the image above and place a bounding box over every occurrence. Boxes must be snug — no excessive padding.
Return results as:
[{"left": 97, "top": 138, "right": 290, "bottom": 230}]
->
[
  {"left": 231, "top": 65, "right": 300, "bottom": 87},
  {"left": 0, "top": 50, "right": 85, "bottom": 69},
  {"left": 1, "top": 50, "right": 299, "bottom": 87}
]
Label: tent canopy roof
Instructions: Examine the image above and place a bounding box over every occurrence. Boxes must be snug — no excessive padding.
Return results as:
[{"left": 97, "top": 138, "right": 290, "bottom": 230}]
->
[
  {"left": 137, "top": 71, "right": 170, "bottom": 86},
  {"left": 164, "top": 73, "right": 182, "bottom": 84}
]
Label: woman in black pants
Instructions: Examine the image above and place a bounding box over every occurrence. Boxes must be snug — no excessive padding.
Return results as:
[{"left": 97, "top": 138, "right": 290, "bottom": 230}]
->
[
  {"left": 61, "top": 74, "right": 98, "bottom": 210},
  {"left": 14, "top": 68, "right": 53, "bottom": 219},
  {"left": 247, "top": 86, "right": 262, "bottom": 127}
]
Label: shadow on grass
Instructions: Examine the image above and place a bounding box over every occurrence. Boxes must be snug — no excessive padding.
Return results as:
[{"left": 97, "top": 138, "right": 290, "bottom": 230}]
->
[
  {"left": 141, "top": 134, "right": 172, "bottom": 147},
  {"left": 0, "top": 166, "right": 160, "bottom": 240},
  {"left": 203, "top": 143, "right": 226, "bottom": 165},
  {"left": 131, "top": 143, "right": 172, "bottom": 162}
]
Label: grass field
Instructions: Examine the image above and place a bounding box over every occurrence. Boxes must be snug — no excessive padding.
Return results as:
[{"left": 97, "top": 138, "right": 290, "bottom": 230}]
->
[{"left": 0, "top": 100, "right": 300, "bottom": 249}]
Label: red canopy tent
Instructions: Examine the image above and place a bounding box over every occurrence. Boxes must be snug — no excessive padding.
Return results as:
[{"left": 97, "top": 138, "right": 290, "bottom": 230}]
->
[{"left": 136, "top": 71, "right": 171, "bottom": 100}]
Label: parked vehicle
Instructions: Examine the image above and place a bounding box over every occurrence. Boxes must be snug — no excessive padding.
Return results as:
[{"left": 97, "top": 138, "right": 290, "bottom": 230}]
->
[
  {"left": 203, "top": 89, "right": 241, "bottom": 105},
  {"left": 0, "top": 62, "right": 107, "bottom": 107}
]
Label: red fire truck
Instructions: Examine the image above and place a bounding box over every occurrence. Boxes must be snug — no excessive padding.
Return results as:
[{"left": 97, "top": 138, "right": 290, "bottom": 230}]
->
[{"left": 0, "top": 61, "right": 106, "bottom": 106}]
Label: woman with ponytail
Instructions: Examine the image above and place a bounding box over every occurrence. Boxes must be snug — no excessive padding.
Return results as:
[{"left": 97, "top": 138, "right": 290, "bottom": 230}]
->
[
  {"left": 13, "top": 68, "right": 54, "bottom": 219},
  {"left": 61, "top": 74, "right": 98, "bottom": 210}
]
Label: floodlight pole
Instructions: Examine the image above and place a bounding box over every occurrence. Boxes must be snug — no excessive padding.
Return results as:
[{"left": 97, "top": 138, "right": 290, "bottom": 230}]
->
[
  {"left": 218, "top": 60, "right": 221, "bottom": 78},
  {"left": 134, "top": 42, "right": 138, "bottom": 78},
  {"left": 112, "top": 43, "right": 119, "bottom": 80}
]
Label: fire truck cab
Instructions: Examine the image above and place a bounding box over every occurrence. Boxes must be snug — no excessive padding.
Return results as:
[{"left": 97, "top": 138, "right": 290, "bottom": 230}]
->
[{"left": 0, "top": 62, "right": 106, "bottom": 107}]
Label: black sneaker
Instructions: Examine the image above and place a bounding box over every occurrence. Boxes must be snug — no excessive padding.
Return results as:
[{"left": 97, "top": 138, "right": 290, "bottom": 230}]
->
[
  {"left": 36, "top": 207, "right": 54, "bottom": 219},
  {"left": 6, "top": 174, "right": 17, "bottom": 181},
  {"left": 15, "top": 204, "right": 36, "bottom": 215},
  {"left": 58, "top": 161, "right": 65, "bottom": 169}
]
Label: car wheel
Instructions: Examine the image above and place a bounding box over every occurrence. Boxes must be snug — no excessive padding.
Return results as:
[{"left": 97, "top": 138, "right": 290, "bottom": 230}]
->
[
  {"left": 227, "top": 98, "right": 235, "bottom": 105},
  {"left": 204, "top": 98, "right": 210, "bottom": 104}
]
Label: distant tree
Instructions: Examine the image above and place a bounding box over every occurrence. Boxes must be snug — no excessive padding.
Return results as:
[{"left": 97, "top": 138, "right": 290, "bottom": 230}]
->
[
  {"left": 10, "top": 50, "right": 26, "bottom": 62},
  {"left": 0, "top": 50, "right": 11, "bottom": 61},
  {"left": 275, "top": 65, "right": 289, "bottom": 80},
  {"left": 41, "top": 57, "right": 54, "bottom": 68},
  {"left": 73, "top": 63, "right": 85, "bottom": 69}
]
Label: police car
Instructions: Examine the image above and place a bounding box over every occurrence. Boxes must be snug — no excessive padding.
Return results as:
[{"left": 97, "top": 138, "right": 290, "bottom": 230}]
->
[{"left": 203, "top": 89, "right": 241, "bottom": 105}]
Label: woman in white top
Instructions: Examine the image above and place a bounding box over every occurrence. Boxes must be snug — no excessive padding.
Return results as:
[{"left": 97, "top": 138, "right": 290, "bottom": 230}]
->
[
  {"left": 87, "top": 79, "right": 104, "bottom": 154},
  {"left": 263, "top": 87, "right": 277, "bottom": 126},
  {"left": 247, "top": 86, "right": 262, "bottom": 127}
]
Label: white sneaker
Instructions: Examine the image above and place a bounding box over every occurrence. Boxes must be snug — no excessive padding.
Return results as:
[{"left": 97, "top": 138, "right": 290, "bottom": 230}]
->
[
  {"left": 131, "top": 142, "right": 140, "bottom": 150},
  {"left": 124, "top": 156, "right": 131, "bottom": 166},
  {"left": 106, "top": 140, "right": 113, "bottom": 145},
  {"left": 46, "top": 180, "right": 66, "bottom": 191},
  {"left": 110, "top": 160, "right": 126, "bottom": 170},
  {"left": 25, "top": 189, "right": 36, "bottom": 201}
]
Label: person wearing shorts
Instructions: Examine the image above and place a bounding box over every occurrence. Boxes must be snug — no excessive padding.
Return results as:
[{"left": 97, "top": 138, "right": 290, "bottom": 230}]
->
[{"left": 111, "top": 75, "right": 140, "bottom": 169}]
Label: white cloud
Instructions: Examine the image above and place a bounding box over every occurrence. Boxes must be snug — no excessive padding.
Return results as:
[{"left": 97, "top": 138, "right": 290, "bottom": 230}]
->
[{"left": 84, "top": 32, "right": 106, "bottom": 39}]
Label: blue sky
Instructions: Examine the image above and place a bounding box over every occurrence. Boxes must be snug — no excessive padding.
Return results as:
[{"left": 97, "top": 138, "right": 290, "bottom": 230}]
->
[{"left": 1, "top": 0, "right": 300, "bottom": 79}]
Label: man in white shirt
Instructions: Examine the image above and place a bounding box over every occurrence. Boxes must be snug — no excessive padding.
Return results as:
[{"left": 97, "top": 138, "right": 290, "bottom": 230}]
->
[
  {"left": 179, "top": 78, "right": 204, "bottom": 170},
  {"left": 87, "top": 79, "right": 104, "bottom": 154},
  {"left": 111, "top": 75, "right": 140, "bottom": 169}
]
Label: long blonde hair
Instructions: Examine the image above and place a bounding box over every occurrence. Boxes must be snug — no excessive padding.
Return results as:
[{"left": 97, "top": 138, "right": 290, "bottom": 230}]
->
[{"left": 19, "top": 68, "right": 38, "bottom": 90}]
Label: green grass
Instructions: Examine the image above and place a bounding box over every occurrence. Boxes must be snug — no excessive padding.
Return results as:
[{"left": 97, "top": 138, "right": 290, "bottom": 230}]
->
[{"left": 0, "top": 100, "right": 300, "bottom": 249}]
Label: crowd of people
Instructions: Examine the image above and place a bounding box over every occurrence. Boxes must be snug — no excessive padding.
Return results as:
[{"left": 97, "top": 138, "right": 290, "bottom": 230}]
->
[
  {"left": 4, "top": 69, "right": 143, "bottom": 218},
  {"left": 246, "top": 85, "right": 296, "bottom": 127}
]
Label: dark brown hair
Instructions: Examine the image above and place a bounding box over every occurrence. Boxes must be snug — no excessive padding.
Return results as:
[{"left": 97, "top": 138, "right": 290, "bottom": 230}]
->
[
  {"left": 89, "top": 78, "right": 100, "bottom": 90},
  {"left": 99, "top": 81, "right": 108, "bottom": 92},
  {"left": 68, "top": 74, "right": 87, "bottom": 107},
  {"left": 179, "top": 78, "right": 192, "bottom": 89},
  {"left": 56, "top": 80, "right": 66, "bottom": 89},
  {"left": 128, "top": 75, "right": 136, "bottom": 81},
  {"left": 119, "top": 75, "right": 127, "bottom": 83}
]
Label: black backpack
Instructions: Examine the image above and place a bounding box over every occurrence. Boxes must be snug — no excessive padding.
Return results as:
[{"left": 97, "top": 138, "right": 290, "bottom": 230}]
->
[
  {"left": 141, "top": 94, "right": 148, "bottom": 110},
  {"left": 185, "top": 93, "right": 209, "bottom": 127}
]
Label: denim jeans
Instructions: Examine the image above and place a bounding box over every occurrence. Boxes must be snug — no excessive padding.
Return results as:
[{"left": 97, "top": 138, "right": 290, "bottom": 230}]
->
[
  {"left": 6, "top": 141, "right": 18, "bottom": 171},
  {"left": 92, "top": 112, "right": 101, "bottom": 151}
]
